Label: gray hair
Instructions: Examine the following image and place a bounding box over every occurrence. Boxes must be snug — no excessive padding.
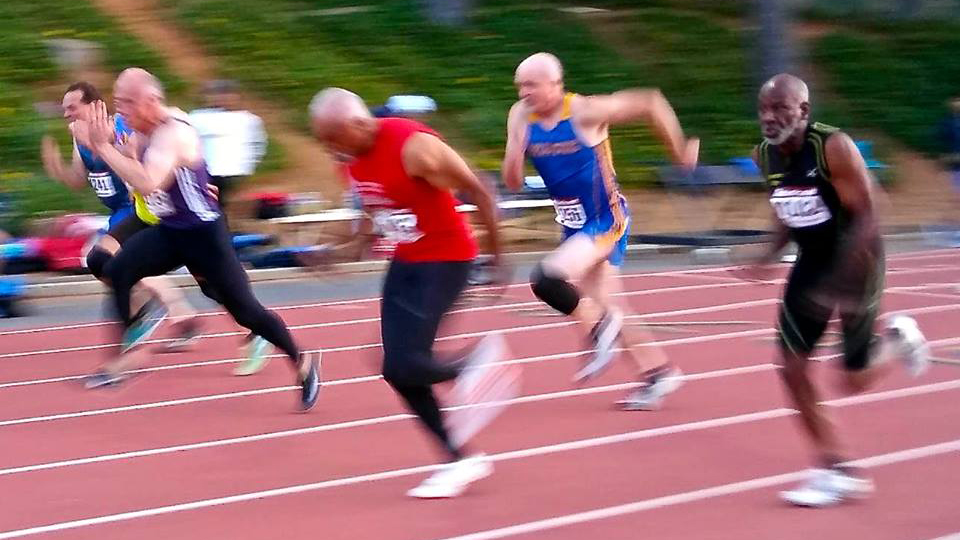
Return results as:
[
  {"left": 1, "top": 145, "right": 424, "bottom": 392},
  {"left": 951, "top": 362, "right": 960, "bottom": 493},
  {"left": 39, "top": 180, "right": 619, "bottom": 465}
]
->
[
  {"left": 118, "top": 67, "right": 165, "bottom": 100},
  {"left": 309, "top": 87, "right": 371, "bottom": 121}
]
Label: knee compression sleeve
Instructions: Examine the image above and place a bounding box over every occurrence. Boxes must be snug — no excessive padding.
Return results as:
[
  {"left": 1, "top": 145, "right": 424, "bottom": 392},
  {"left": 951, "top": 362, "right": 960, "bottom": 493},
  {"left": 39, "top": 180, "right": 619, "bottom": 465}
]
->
[
  {"left": 86, "top": 246, "right": 113, "bottom": 280},
  {"left": 530, "top": 263, "right": 580, "bottom": 315}
]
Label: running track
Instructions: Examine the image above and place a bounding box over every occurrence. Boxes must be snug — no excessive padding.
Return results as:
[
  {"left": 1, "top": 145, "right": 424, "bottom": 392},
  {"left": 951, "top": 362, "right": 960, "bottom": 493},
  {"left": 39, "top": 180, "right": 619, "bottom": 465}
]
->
[{"left": 1, "top": 248, "right": 958, "bottom": 540}]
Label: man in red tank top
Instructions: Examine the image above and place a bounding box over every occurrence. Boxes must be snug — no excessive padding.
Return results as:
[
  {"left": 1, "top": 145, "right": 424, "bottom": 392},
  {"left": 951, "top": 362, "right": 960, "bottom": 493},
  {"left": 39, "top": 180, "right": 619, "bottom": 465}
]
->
[{"left": 310, "top": 87, "right": 517, "bottom": 499}]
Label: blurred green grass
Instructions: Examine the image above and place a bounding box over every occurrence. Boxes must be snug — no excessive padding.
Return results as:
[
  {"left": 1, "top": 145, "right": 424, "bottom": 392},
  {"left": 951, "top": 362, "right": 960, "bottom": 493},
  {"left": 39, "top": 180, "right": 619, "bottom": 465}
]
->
[
  {"left": 0, "top": 1, "right": 185, "bottom": 234},
  {"left": 168, "top": 0, "right": 757, "bottom": 185},
  {"left": 1, "top": 0, "right": 958, "bottom": 229},
  {"left": 813, "top": 20, "right": 960, "bottom": 155}
]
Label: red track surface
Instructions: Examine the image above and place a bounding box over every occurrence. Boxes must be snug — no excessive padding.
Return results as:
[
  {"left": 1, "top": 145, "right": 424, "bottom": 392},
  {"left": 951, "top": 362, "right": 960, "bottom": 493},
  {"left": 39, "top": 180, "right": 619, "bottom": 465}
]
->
[{"left": 1, "top": 249, "right": 959, "bottom": 540}]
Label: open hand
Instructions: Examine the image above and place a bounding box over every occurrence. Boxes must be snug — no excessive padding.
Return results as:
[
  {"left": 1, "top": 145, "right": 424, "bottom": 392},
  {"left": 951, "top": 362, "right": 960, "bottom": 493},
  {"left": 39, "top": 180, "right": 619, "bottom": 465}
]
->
[{"left": 87, "top": 101, "right": 114, "bottom": 147}]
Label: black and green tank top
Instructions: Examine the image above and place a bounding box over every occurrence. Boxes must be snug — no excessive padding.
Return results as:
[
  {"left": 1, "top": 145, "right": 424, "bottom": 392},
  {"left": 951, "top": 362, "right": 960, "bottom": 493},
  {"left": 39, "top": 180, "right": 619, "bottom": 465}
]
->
[{"left": 758, "top": 122, "right": 848, "bottom": 253}]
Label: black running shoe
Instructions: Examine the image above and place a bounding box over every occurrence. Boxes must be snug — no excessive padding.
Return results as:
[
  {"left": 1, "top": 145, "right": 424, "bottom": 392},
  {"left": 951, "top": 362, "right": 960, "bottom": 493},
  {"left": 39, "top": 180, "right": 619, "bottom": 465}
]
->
[{"left": 298, "top": 352, "right": 321, "bottom": 411}]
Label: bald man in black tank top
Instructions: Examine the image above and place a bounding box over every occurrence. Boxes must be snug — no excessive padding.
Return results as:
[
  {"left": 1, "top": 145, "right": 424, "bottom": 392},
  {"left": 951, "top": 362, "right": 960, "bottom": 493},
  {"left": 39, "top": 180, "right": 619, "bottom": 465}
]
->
[{"left": 732, "top": 74, "right": 930, "bottom": 507}]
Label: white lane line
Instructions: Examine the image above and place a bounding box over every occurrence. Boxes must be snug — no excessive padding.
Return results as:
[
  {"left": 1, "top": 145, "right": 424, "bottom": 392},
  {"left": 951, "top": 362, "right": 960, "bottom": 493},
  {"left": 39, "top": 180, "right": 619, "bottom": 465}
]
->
[
  {"left": 0, "top": 326, "right": 777, "bottom": 427},
  {"left": 0, "top": 279, "right": 773, "bottom": 359},
  {"left": 0, "top": 290, "right": 779, "bottom": 362},
  {"left": 11, "top": 287, "right": 960, "bottom": 390},
  {"left": 2, "top": 246, "right": 952, "bottom": 337},
  {"left": 2, "top": 378, "right": 959, "bottom": 539},
  {"left": 429, "top": 438, "right": 960, "bottom": 540},
  {"left": 0, "top": 364, "right": 774, "bottom": 476},
  {"left": 5, "top": 258, "right": 957, "bottom": 360},
  {"left": 0, "top": 267, "right": 740, "bottom": 336},
  {"left": 4, "top": 298, "right": 960, "bottom": 430}
]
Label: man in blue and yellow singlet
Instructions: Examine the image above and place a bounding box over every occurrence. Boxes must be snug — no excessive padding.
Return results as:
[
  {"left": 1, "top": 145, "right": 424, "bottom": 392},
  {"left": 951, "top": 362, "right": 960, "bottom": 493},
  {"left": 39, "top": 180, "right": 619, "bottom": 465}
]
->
[
  {"left": 42, "top": 82, "right": 134, "bottom": 230},
  {"left": 42, "top": 82, "right": 200, "bottom": 352},
  {"left": 502, "top": 52, "right": 698, "bottom": 410}
]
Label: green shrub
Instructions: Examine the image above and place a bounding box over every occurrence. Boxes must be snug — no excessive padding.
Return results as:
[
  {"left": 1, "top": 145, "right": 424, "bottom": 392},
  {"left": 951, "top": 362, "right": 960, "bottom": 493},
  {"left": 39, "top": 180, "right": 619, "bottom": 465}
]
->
[{"left": 813, "top": 27, "right": 960, "bottom": 154}]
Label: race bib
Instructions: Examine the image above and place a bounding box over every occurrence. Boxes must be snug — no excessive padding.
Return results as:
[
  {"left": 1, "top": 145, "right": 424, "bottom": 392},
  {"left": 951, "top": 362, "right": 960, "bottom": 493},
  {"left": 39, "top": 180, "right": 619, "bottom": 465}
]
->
[
  {"left": 371, "top": 209, "right": 424, "bottom": 244},
  {"left": 770, "top": 187, "right": 832, "bottom": 228},
  {"left": 144, "top": 190, "right": 176, "bottom": 217},
  {"left": 88, "top": 172, "right": 117, "bottom": 198},
  {"left": 553, "top": 198, "right": 587, "bottom": 229}
]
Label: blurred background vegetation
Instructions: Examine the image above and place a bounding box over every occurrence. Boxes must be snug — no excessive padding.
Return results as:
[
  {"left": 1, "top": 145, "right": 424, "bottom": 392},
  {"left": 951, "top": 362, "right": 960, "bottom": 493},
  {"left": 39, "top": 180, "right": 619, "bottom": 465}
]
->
[{"left": 1, "top": 0, "right": 958, "bottom": 235}]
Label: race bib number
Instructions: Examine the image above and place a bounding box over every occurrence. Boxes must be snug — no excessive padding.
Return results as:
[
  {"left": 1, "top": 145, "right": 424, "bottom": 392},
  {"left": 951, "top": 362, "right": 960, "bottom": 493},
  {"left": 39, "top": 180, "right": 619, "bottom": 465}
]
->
[
  {"left": 553, "top": 198, "right": 587, "bottom": 229},
  {"left": 88, "top": 172, "right": 117, "bottom": 198},
  {"left": 144, "top": 190, "right": 176, "bottom": 217},
  {"left": 770, "top": 187, "right": 832, "bottom": 228},
  {"left": 371, "top": 209, "right": 424, "bottom": 244}
]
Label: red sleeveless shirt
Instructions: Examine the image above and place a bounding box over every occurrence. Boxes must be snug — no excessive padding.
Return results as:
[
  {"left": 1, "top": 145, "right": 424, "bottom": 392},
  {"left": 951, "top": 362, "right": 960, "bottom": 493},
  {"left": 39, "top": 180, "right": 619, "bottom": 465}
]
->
[{"left": 347, "top": 118, "right": 477, "bottom": 262}]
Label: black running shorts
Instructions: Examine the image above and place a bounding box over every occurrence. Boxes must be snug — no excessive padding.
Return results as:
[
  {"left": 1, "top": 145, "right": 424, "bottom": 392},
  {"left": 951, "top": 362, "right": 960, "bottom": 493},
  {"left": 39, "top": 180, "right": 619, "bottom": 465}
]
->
[{"left": 777, "top": 238, "right": 885, "bottom": 371}]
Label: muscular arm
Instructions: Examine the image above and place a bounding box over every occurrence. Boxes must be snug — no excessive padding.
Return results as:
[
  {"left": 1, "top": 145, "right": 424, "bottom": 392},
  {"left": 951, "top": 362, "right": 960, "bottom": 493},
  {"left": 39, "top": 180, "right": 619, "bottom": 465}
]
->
[
  {"left": 501, "top": 101, "right": 529, "bottom": 193},
  {"left": 575, "top": 89, "right": 696, "bottom": 168},
  {"left": 824, "top": 132, "right": 880, "bottom": 243},
  {"left": 404, "top": 132, "right": 502, "bottom": 262},
  {"left": 94, "top": 124, "right": 182, "bottom": 195},
  {"left": 41, "top": 137, "right": 88, "bottom": 190}
]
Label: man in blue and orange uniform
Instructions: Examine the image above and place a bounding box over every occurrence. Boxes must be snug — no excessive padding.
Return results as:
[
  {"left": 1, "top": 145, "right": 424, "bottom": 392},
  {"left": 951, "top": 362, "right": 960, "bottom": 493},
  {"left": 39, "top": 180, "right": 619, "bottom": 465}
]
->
[
  {"left": 309, "top": 87, "right": 517, "bottom": 499},
  {"left": 733, "top": 73, "right": 929, "bottom": 507},
  {"left": 502, "top": 52, "right": 698, "bottom": 410},
  {"left": 71, "top": 68, "right": 318, "bottom": 410}
]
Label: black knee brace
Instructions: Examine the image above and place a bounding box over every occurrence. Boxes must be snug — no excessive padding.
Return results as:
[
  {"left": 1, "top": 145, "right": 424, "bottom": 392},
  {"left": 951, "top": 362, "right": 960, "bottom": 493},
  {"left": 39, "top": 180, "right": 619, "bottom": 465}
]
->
[
  {"left": 86, "top": 246, "right": 113, "bottom": 280},
  {"left": 530, "top": 263, "right": 580, "bottom": 315}
]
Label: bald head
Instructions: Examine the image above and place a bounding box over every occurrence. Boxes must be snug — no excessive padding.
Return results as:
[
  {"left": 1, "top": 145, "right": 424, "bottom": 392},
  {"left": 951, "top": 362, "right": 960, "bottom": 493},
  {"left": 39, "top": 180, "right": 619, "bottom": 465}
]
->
[
  {"left": 116, "top": 67, "right": 164, "bottom": 100},
  {"left": 515, "top": 52, "right": 563, "bottom": 84},
  {"left": 309, "top": 87, "right": 377, "bottom": 159},
  {"left": 758, "top": 73, "right": 811, "bottom": 147},
  {"left": 309, "top": 88, "right": 372, "bottom": 123},
  {"left": 113, "top": 67, "right": 167, "bottom": 134},
  {"left": 759, "top": 73, "right": 809, "bottom": 104},
  {"left": 514, "top": 52, "right": 565, "bottom": 116}
]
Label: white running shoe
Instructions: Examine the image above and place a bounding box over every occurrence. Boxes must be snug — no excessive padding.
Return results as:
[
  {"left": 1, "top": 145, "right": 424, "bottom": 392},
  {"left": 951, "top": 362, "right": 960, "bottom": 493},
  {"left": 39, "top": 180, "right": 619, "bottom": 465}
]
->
[
  {"left": 574, "top": 308, "right": 624, "bottom": 383},
  {"left": 887, "top": 315, "right": 930, "bottom": 377},
  {"left": 454, "top": 333, "right": 507, "bottom": 403},
  {"left": 406, "top": 454, "right": 494, "bottom": 499},
  {"left": 448, "top": 333, "right": 519, "bottom": 449},
  {"left": 617, "top": 367, "right": 684, "bottom": 411},
  {"left": 780, "top": 468, "right": 874, "bottom": 507}
]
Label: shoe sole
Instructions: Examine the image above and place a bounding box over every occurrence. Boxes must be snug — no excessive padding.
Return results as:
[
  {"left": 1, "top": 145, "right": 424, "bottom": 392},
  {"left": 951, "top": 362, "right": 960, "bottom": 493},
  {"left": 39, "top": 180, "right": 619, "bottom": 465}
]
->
[
  {"left": 122, "top": 309, "right": 169, "bottom": 353},
  {"left": 162, "top": 336, "right": 200, "bottom": 353},
  {"left": 618, "top": 370, "right": 684, "bottom": 411},
  {"left": 233, "top": 358, "right": 271, "bottom": 376},
  {"left": 234, "top": 341, "right": 273, "bottom": 376},
  {"left": 574, "top": 313, "right": 624, "bottom": 383},
  {"left": 406, "top": 463, "right": 493, "bottom": 499},
  {"left": 779, "top": 489, "right": 871, "bottom": 507},
  {"left": 84, "top": 374, "right": 127, "bottom": 389}
]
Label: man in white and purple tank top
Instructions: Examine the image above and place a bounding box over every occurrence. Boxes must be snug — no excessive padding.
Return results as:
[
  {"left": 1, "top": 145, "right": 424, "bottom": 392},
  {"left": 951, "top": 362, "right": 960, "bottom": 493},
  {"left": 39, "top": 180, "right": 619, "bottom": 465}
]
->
[
  {"left": 134, "top": 122, "right": 220, "bottom": 229},
  {"left": 72, "top": 67, "right": 319, "bottom": 411}
]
